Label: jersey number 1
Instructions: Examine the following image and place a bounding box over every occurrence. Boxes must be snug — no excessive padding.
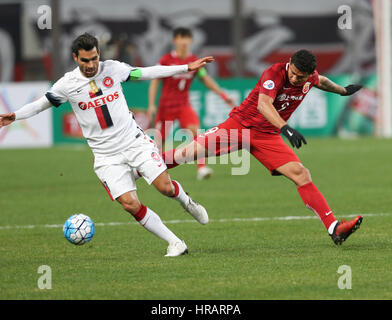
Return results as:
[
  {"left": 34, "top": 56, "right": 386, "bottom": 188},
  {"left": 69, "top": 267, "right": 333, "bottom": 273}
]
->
[
  {"left": 89, "top": 80, "right": 113, "bottom": 130},
  {"left": 95, "top": 105, "right": 113, "bottom": 129}
]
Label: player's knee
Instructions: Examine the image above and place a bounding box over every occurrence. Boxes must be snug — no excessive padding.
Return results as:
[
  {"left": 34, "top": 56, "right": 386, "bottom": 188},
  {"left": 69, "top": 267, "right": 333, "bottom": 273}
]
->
[
  {"left": 179, "top": 146, "right": 197, "bottom": 162},
  {"left": 181, "top": 148, "right": 188, "bottom": 159},
  {"left": 158, "top": 180, "right": 175, "bottom": 197},
  {"left": 165, "top": 184, "right": 175, "bottom": 197},
  {"left": 121, "top": 199, "right": 141, "bottom": 214},
  {"left": 293, "top": 165, "right": 312, "bottom": 185},
  {"left": 302, "top": 167, "right": 312, "bottom": 183}
]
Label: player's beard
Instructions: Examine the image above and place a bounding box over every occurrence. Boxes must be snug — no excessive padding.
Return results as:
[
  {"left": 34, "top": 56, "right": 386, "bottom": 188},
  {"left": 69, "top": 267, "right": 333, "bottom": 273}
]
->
[{"left": 81, "top": 66, "right": 98, "bottom": 78}]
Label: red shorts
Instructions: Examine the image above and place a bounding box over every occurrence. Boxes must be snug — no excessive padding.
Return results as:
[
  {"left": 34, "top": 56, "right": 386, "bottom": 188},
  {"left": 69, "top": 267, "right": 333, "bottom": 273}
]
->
[
  {"left": 196, "top": 117, "right": 300, "bottom": 175},
  {"left": 155, "top": 105, "right": 200, "bottom": 140}
]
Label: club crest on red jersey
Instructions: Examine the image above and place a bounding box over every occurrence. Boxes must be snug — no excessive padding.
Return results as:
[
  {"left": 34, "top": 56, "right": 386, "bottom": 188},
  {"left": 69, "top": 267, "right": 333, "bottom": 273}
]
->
[
  {"left": 263, "top": 80, "right": 275, "bottom": 90},
  {"left": 302, "top": 82, "right": 311, "bottom": 93},
  {"left": 103, "top": 77, "right": 114, "bottom": 88}
]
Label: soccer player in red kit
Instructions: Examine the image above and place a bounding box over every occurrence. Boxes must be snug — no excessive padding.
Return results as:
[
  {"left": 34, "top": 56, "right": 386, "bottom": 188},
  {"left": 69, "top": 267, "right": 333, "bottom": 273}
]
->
[
  {"left": 161, "top": 49, "right": 364, "bottom": 245},
  {"left": 148, "top": 27, "right": 235, "bottom": 180}
]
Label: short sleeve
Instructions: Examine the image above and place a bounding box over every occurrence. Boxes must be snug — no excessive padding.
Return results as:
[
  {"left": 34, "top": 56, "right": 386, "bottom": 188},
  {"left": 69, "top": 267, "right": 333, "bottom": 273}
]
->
[
  {"left": 258, "top": 66, "right": 284, "bottom": 100},
  {"left": 45, "top": 77, "right": 68, "bottom": 107}
]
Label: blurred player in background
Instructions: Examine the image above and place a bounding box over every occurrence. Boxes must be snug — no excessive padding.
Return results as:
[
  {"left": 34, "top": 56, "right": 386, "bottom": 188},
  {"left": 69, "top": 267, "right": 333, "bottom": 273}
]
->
[
  {"left": 0, "top": 33, "right": 213, "bottom": 257},
  {"left": 160, "top": 49, "right": 364, "bottom": 246},
  {"left": 147, "top": 27, "right": 235, "bottom": 180}
]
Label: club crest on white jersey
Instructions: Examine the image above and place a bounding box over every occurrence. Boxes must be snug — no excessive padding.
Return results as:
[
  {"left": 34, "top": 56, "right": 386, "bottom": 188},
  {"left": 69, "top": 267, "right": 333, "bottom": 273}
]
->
[{"left": 45, "top": 60, "right": 141, "bottom": 156}]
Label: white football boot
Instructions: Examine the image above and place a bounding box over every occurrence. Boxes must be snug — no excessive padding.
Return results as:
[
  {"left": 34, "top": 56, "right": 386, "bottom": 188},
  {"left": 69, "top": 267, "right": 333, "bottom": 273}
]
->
[
  {"left": 165, "top": 240, "right": 188, "bottom": 257},
  {"left": 182, "top": 197, "right": 209, "bottom": 225},
  {"left": 197, "top": 166, "right": 213, "bottom": 180}
]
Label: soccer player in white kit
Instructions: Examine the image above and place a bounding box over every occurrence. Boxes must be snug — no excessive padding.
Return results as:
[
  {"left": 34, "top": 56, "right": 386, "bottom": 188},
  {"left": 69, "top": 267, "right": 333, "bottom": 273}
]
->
[{"left": 0, "top": 33, "right": 211, "bottom": 257}]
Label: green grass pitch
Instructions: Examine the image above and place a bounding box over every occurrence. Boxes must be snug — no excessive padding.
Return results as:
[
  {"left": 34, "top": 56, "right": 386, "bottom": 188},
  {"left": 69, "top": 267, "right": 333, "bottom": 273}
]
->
[{"left": 0, "top": 137, "right": 391, "bottom": 299}]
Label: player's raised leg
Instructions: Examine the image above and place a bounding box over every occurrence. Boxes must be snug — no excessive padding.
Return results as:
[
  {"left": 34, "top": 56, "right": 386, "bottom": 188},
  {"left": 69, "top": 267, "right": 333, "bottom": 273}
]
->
[
  {"left": 162, "top": 139, "right": 210, "bottom": 169},
  {"left": 116, "top": 190, "right": 188, "bottom": 257},
  {"left": 161, "top": 119, "right": 239, "bottom": 170},
  {"left": 276, "top": 161, "right": 338, "bottom": 231},
  {"left": 151, "top": 170, "right": 209, "bottom": 225},
  {"left": 132, "top": 139, "right": 204, "bottom": 176},
  {"left": 95, "top": 156, "right": 188, "bottom": 257},
  {"left": 128, "top": 130, "right": 208, "bottom": 225},
  {"left": 276, "top": 161, "right": 363, "bottom": 245},
  {"left": 183, "top": 117, "right": 213, "bottom": 180}
]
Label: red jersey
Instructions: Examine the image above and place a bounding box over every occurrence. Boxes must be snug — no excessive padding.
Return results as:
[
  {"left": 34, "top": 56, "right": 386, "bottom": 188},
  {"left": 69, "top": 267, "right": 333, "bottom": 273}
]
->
[
  {"left": 158, "top": 51, "right": 199, "bottom": 109},
  {"left": 230, "top": 62, "right": 320, "bottom": 134}
]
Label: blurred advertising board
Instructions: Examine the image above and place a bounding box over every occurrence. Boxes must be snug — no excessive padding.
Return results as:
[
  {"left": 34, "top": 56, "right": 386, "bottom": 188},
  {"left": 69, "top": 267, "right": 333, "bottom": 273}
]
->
[
  {"left": 51, "top": 74, "right": 377, "bottom": 145},
  {"left": 0, "top": 82, "right": 53, "bottom": 148}
]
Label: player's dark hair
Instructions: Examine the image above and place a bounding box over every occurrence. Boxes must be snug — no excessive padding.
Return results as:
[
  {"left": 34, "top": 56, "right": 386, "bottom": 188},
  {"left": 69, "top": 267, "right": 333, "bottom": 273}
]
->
[
  {"left": 291, "top": 49, "right": 317, "bottom": 74},
  {"left": 72, "top": 33, "right": 99, "bottom": 56},
  {"left": 173, "top": 27, "right": 192, "bottom": 38}
]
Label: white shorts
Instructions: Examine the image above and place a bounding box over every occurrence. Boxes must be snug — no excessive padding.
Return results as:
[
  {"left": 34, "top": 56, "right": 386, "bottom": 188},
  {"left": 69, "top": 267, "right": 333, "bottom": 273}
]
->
[{"left": 94, "top": 131, "right": 167, "bottom": 200}]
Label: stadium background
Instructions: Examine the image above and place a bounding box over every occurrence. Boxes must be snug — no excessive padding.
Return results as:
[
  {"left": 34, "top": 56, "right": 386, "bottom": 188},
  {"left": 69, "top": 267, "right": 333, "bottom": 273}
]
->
[{"left": 0, "top": 0, "right": 383, "bottom": 149}]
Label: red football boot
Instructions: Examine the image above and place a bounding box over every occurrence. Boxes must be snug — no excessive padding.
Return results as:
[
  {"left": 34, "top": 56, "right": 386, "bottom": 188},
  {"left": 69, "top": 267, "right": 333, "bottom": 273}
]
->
[{"left": 330, "top": 216, "right": 363, "bottom": 245}]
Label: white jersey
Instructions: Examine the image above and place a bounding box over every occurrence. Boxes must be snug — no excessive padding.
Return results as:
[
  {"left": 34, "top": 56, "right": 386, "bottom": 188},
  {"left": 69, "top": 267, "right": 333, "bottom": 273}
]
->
[{"left": 46, "top": 60, "right": 140, "bottom": 156}]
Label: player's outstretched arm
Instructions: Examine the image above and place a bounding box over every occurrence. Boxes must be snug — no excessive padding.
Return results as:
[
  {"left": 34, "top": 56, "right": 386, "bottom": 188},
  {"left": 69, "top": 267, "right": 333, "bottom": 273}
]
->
[
  {"left": 0, "top": 96, "right": 52, "bottom": 128},
  {"left": 200, "top": 73, "right": 235, "bottom": 108},
  {"left": 315, "top": 75, "right": 362, "bottom": 96},
  {"left": 129, "top": 56, "right": 215, "bottom": 81},
  {"left": 187, "top": 56, "right": 214, "bottom": 71}
]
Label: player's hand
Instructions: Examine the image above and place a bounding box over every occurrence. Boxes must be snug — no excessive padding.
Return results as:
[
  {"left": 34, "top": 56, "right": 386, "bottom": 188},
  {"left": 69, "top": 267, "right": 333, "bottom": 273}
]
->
[
  {"left": 225, "top": 96, "right": 236, "bottom": 108},
  {"left": 340, "top": 84, "right": 363, "bottom": 96},
  {"left": 219, "top": 92, "right": 236, "bottom": 108},
  {"left": 0, "top": 112, "right": 16, "bottom": 128},
  {"left": 188, "top": 56, "right": 215, "bottom": 71},
  {"left": 281, "top": 124, "right": 307, "bottom": 149},
  {"left": 147, "top": 105, "right": 156, "bottom": 122}
]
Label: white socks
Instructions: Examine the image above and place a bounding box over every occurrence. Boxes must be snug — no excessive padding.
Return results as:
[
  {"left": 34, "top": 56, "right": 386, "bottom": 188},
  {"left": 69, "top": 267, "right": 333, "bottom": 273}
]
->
[
  {"left": 171, "top": 180, "right": 190, "bottom": 207},
  {"left": 130, "top": 180, "right": 191, "bottom": 245},
  {"left": 138, "top": 207, "right": 180, "bottom": 244}
]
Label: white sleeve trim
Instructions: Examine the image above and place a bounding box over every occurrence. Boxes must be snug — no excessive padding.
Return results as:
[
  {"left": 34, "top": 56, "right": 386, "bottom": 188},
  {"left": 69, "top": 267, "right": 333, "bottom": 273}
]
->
[
  {"left": 14, "top": 96, "right": 52, "bottom": 120},
  {"left": 138, "top": 64, "right": 188, "bottom": 80}
]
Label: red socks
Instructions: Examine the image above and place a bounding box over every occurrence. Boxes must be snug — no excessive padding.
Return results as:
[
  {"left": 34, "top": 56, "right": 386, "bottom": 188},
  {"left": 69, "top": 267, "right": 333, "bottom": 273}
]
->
[
  {"left": 170, "top": 180, "right": 180, "bottom": 198},
  {"left": 297, "top": 182, "right": 337, "bottom": 230},
  {"left": 133, "top": 204, "right": 147, "bottom": 222},
  {"left": 197, "top": 163, "right": 206, "bottom": 169},
  {"left": 162, "top": 149, "right": 179, "bottom": 169}
]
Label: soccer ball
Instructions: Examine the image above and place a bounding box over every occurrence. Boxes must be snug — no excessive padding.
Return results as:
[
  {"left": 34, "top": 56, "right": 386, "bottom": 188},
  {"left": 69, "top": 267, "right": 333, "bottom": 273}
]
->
[{"left": 63, "top": 214, "right": 95, "bottom": 245}]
